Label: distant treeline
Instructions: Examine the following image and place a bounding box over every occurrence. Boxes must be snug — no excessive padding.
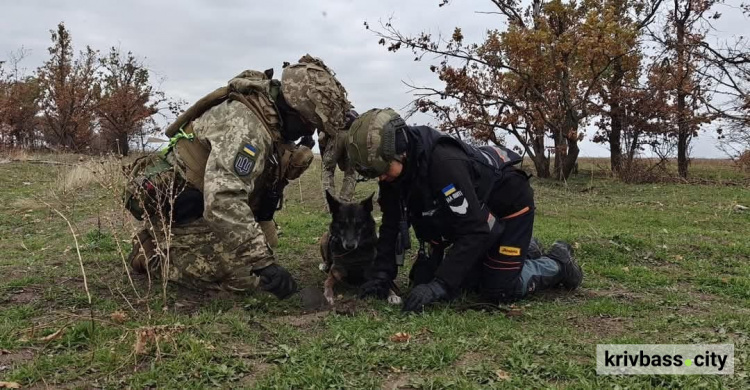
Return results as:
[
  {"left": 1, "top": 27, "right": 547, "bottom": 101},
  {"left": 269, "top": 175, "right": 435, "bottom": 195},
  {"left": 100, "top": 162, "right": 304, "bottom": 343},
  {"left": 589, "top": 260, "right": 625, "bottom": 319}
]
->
[{"left": 0, "top": 23, "right": 183, "bottom": 156}]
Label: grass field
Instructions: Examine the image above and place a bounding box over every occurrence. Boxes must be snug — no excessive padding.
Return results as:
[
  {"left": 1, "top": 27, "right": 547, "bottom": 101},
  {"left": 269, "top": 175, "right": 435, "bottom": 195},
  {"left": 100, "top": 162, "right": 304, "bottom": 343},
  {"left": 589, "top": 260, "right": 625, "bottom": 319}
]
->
[{"left": 1, "top": 153, "right": 749, "bottom": 389}]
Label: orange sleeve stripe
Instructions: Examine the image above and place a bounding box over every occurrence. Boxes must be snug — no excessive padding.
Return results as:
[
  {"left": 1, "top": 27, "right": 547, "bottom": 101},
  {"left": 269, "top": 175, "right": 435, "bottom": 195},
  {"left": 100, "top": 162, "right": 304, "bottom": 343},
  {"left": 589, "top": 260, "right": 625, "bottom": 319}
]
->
[{"left": 501, "top": 206, "right": 531, "bottom": 220}]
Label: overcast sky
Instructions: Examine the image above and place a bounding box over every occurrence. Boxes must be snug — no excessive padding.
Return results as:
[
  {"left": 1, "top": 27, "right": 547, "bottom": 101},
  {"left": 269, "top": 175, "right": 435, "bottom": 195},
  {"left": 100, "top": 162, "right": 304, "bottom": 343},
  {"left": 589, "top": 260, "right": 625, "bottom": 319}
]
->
[{"left": 1, "top": 0, "right": 746, "bottom": 157}]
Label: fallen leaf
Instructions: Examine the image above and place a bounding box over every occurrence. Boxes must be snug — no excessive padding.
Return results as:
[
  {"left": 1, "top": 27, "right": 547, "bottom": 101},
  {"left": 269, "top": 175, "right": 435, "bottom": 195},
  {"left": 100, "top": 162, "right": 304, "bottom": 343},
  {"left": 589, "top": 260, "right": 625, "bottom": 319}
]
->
[
  {"left": 0, "top": 381, "right": 21, "bottom": 389},
  {"left": 39, "top": 328, "right": 64, "bottom": 342},
  {"left": 110, "top": 310, "right": 128, "bottom": 324},
  {"left": 389, "top": 332, "right": 411, "bottom": 343},
  {"left": 671, "top": 255, "right": 684, "bottom": 261},
  {"left": 622, "top": 267, "right": 630, "bottom": 272},
  {"left": 495, "top": 369, "right": 511, "bottom": 381}
]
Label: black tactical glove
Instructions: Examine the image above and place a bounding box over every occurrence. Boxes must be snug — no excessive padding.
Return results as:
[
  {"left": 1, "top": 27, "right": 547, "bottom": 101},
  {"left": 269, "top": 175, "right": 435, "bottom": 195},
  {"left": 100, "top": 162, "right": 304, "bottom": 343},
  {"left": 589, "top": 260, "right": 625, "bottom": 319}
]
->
[
  {"left": 359, "top": 271, "right": 391, "bottom": 300},
  {"left": 344, "top": 109, "right": 360, "bottom": 130},
  {"left": 402, "top": 279, "right": 449, "bottom": 313},
  {"left": 253, "top": 264, "right": 298, "bottom": 300},
  {"left": 409, "top": 245, "right": 440, "bottom": 286}
]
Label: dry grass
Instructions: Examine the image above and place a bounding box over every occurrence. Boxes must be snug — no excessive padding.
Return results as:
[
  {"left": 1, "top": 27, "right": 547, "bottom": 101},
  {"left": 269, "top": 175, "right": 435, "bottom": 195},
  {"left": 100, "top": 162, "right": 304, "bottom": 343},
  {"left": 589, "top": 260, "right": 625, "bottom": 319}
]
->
[
  {"left": 55, "top": 156, "right": 126, "bottom": 193},
  {"left": 0, "top": 148, "right": 33, "bottom": 162}
]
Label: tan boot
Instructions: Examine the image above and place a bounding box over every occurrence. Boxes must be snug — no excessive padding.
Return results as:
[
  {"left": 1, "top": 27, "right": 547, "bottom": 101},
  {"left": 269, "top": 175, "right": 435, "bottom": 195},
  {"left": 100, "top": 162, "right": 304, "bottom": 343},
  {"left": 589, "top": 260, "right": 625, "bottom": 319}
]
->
[
  {"left": 127, "top": 230, "right": 156, "bottom": 274},
  {"left": 259, "top": 220, "right": 279, "bottom": 248}
]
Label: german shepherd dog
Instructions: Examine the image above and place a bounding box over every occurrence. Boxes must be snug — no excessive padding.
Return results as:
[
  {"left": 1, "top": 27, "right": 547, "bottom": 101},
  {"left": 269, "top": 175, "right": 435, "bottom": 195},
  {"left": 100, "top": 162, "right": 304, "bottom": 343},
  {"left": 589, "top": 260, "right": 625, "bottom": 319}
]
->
[{"left": 320, "top": 191, "right": 401, "bottom": 305}]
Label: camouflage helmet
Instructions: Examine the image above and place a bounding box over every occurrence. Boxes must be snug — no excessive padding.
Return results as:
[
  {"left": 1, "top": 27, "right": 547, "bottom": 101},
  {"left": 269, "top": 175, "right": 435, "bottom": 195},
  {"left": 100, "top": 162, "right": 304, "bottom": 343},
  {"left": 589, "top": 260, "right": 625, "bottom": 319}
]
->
[
  {"left": 346, "top": 108, "right": 407, "bottom": 178},
  {"left": 281, "top": 54, "right": 351, "bottom": 136}
]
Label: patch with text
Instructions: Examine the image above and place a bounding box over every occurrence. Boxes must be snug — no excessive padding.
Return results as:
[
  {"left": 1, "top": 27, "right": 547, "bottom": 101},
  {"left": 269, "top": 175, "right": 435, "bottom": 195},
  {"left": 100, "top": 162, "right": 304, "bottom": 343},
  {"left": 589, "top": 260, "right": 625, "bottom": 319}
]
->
[{"left": 499, "top": 246, "right": 521, "bottom": 256}]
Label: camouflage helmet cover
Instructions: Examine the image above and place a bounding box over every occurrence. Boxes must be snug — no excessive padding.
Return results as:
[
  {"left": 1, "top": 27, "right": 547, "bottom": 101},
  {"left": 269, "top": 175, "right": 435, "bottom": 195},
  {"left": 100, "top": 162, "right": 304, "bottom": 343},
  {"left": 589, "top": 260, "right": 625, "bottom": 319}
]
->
[
  {"left": 281, "top": 54, "right": 351, "bottom": 136},
  {"left": 346, "top": 108, "right": 406, "bottom": 178}
]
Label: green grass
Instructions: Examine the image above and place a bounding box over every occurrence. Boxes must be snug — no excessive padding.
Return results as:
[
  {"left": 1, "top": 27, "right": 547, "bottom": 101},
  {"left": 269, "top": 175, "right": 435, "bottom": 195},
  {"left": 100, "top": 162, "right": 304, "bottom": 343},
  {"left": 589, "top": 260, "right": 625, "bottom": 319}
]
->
[{"left": 0, "top": 155, "right": 748, "bottom": 389}]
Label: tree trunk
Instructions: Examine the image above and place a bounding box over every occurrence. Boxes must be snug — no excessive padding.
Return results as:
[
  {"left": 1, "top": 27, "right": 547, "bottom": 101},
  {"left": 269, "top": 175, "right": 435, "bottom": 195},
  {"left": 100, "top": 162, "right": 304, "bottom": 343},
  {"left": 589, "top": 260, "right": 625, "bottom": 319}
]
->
[
  {"left": 609, "top": 58, "right": 625, "bottom": 174},
  {"left": 531, "top": 153, "right": 550, "bottom": 178},
  {"left": 554, "top": 111, "right": 580, "bottom": 180},
  {"left": 677, "top": 131, "right": 689, "bottom": 178},
  {"left": 675, "top": 0, "right": 690, "bottom": 179},
  {"left": 117, "top": 136, "right": 130, "bottom": 156},
  {"left": 530, "top": 132, "right": 550, "bottom": 178},
  {"left": 553, "top": 133, "right": 566, "bottom": 180}
]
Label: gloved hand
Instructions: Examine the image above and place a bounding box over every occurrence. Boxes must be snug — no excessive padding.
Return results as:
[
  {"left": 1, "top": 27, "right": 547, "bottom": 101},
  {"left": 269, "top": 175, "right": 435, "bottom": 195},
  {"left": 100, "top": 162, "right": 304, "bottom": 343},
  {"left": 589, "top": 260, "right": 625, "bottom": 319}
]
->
[
  {"left": 359, "top": 271, "right": 391, "bottom": 300},
  {"left": 344, "top": 109, "right": 359, "bottom": 130},
  {"left": 409, "top": 248, "right": 439, "bottom": 286},
  {"left": 402, "top": 279, "right": 449, "bottom": 313},
  {"left": 253, "top": 264, "right": 298, "bottom": 300}
]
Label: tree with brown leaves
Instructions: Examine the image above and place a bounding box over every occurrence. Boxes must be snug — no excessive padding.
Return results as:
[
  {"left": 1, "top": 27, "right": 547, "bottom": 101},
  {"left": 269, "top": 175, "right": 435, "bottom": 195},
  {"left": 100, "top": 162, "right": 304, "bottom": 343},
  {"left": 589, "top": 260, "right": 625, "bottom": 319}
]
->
[
  {"left": 0, "top": 49, "right": 41, "bottom": 149},
  {"left": 649, "top": 0, "right": 718, "bottom": 178},
  {"left": 36, "top": 22, "right": 99, "bottom": 151},
  {"left": 589, "top": 0, "right": 663, "bottom": 174},
  {"left": 96, "top": 47, "right": 164, "bottom": 156},
  {"left": 371, "top": 0, "right": 650, "bottom": 179}
]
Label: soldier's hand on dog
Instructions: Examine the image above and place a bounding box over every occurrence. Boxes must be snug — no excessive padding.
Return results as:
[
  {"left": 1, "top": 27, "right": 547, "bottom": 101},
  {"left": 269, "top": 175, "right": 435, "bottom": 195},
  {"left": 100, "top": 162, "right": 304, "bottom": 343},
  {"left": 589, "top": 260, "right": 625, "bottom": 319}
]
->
[
  {"left": 358, "top": 272, "right": 392, "bottom": 300},
  {"left": 254, "top": 264, "right": 298, "bottom": 299}
]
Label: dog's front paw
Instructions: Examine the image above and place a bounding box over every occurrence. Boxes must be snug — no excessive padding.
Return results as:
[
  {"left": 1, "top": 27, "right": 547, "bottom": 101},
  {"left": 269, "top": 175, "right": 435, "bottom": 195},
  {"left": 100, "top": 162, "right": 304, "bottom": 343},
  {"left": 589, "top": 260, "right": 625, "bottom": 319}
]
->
[
  {"left": 387, "top": 294, "right": 402, "bottom": 305},
  {"left": 318, "top": 263, "right": 330, "bottom": 273}
]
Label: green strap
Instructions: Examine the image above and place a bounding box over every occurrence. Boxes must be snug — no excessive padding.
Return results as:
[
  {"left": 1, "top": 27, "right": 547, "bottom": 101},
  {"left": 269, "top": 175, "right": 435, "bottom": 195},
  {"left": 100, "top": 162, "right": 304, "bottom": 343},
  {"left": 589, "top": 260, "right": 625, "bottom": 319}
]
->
[
  {"left": 269, "top": 80, "right": 281, "bottom": 102},
  {"left": 160, "top": 125, "right": 195, "bottom": 157}
]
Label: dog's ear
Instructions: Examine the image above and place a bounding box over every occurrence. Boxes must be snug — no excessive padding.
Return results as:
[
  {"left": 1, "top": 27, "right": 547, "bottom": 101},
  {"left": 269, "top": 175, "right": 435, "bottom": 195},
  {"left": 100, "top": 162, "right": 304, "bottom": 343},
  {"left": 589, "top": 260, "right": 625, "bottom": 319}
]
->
[
  {"left": 361, "top": 192, "right": 375, "bottom": 213},
  {"left": 325, "top": 190, "right": 340, "bottom": 213}
]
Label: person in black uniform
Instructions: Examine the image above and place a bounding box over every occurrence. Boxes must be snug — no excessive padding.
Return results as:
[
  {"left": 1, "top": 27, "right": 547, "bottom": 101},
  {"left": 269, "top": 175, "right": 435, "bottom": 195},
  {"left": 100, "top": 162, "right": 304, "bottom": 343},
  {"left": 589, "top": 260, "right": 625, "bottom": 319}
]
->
[{"left": 345, "top": 108, "right": 583, "bottom": 312}]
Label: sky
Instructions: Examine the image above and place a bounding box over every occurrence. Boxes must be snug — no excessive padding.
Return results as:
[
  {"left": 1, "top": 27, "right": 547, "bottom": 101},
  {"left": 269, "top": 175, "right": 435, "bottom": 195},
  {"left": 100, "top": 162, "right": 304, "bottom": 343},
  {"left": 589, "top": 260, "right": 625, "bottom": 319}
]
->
[{"left": 1, "top": 0, "right": 747, "bottom": 157}]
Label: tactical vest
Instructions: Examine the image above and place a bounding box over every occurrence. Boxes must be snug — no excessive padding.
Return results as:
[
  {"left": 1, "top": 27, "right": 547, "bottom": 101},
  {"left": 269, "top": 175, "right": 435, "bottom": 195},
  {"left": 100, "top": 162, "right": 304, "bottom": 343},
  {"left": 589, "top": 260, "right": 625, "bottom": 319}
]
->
[
  {"left": 403, "top": 126, "right": 525, "bottom": 245},
  {"left": 163, "top": 70, "right": 308, "bottom": 221}
]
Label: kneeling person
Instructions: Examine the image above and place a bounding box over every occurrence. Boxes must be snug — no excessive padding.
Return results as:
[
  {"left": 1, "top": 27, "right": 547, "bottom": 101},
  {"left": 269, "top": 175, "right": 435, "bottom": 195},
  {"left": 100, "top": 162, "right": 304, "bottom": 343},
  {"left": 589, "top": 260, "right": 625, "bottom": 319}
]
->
[
  {"left": 124, "top": 55, "right": 352, "bottom": 299},
  {"left": 346, "top": 109, "right": 583, "bottom": 312}
]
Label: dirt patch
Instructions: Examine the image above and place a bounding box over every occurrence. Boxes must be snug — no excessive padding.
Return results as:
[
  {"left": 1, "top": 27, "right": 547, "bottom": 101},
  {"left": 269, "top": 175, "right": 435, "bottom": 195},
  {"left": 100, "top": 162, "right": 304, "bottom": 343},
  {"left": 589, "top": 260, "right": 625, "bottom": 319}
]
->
[
  {"left": 0, "top": 348, "right": 35, "bottom": 366},
  {"left": 582, "top": 287, "right": 647, "bottom": 302},
  {"left": 9, "top": 289, "right": 38, "bottom": 304},
  {"left": 275, "top": 311, "right": 330, "bottom": 327},
  {"left": 453, "top": 352, "right": 485, "bottom": 370},
  {"left": 381, "top": 373, "right": 417, "bottom": 390},
  {"left": 570, "top": 315, "right": 629, "bottom": 339},
  {"left": 238, "top": 360, "right": 275, "bottom": 388}
]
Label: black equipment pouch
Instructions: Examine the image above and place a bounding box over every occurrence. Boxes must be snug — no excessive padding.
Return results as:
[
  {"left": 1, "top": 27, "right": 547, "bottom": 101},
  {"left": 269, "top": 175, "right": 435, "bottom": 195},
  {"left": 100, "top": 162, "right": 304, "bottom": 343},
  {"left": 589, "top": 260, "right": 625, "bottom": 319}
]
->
[
  {"left": 255, "top": 186, "right": 283, "bottom": 222},
  {"left": 395, "top": 200, "right": 411, "bottom": 266}
]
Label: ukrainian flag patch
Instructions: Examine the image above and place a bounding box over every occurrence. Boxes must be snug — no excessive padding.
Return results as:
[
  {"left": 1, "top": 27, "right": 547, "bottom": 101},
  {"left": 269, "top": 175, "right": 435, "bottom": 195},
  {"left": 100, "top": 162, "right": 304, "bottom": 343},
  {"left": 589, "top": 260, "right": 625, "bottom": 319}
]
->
[
  {"left": 242, "top": 144, "right": 257, "bottom": 157},
  {"left": 234, "top": 143, "right": 257, "bottom": 176},
  {"left": 442, "top": 184, "right": 457, "bottom": 196}
]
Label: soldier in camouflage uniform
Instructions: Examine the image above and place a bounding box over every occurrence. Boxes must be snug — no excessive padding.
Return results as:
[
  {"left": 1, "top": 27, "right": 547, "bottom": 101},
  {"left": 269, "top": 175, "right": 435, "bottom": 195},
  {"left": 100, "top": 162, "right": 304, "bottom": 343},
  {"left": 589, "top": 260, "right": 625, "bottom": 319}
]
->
[
  {"left": 319, "top": 110, "right": 358, "bottom": 202},
  {"left": 125, "top": 55, "right": 351, "bottom": 299}
]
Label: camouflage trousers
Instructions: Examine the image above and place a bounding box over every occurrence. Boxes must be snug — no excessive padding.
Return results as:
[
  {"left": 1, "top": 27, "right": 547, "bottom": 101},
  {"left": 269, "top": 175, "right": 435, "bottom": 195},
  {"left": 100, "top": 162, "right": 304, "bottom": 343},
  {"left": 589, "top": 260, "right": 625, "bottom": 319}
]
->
[
  {"left": 129, "top": 218, "right": 274, "bottom": 292},
  {"left": 320, "top": 132, "right": 356, "bottom": 203},
  {"left": 321, "top": 155, "right": 357, "bottom": 202}
]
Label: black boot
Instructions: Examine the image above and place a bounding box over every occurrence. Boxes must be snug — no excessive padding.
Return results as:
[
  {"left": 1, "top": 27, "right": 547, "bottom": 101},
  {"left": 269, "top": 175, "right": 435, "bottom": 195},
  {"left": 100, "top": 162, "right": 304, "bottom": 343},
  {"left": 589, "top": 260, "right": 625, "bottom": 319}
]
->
[
  {"left": 545, "top": 241, "right": 583, "bottom": 290},
  {"left": 527, "top": 237, "right": 543, "bottom": 259}
]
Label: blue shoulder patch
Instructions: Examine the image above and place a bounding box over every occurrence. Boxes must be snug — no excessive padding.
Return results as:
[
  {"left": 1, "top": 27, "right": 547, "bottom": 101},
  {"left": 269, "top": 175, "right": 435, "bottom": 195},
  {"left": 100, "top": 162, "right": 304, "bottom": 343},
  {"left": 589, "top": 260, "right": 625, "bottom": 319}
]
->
[{"left": 234, "top": 144, "right": 257, "bottom": 176}]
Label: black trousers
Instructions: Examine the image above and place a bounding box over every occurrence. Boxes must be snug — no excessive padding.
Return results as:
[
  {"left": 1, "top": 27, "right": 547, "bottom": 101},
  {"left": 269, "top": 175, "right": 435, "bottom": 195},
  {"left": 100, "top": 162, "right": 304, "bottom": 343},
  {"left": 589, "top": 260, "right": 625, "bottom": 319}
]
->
[{"left": 439, "top": 208, "right": 563, "bottom": 302}]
